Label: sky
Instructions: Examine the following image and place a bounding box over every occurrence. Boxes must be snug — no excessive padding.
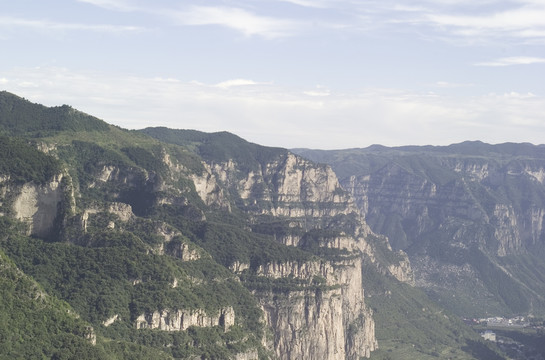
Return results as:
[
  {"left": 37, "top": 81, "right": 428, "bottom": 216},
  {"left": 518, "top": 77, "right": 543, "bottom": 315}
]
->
[{"left": 1, "top": 0, "right": 545, "bottom": 149}]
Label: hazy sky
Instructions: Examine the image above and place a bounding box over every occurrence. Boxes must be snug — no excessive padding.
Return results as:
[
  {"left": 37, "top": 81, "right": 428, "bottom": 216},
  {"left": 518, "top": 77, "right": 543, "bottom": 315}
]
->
[{"left": 1, "top": 0, "right": 545, "bottom": 149}]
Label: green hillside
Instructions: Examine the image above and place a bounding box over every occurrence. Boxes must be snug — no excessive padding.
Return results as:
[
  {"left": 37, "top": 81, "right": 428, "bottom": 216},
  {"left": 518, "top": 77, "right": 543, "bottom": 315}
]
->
[
  {"left": 0, "top": 91, "right": 507, "bottom": 359},
  {"left": 0, "top": 135, "right": 61, "bottom": 184},
  {"left": 0, "top": 92, "right": 273, "bottom": 358},
  {"left": 364, "top": 265, "right": 504, "bottom": 360},
  {"left": 0, "top": 91, "right": 110, "bottom": 136},
  {"left": 140, "top": 127, "right": 286, "bottom": 172},
  {"left": 0, "top": 218, "right": 173, "bottom": 360}
]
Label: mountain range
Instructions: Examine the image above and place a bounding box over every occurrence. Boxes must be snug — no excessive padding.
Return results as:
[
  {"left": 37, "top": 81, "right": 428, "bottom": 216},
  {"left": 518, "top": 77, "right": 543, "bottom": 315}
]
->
[
  {"left": 0, "top": 90, "right": 531, "bottom": 359},
  {"left": 295, "top": 142, "right": 545, "bottom": 318}
]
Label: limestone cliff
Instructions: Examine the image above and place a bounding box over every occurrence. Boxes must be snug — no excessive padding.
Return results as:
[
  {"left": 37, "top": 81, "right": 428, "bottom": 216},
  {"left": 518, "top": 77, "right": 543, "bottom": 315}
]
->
[
  {"left": 340, "top": 157, "right": 545, "bottom": 256},
  {"left": 2, "top": 130, "right": 414, "bottom": 360},
  {"left": 195, "top": 152, "right": 367, "bottom": 236},
  {"left": 181, "top": 148, "right": 418, "bottom": 359},
  {"left": 135, "top": 307, "right": 235, "bottom": 331},
  {"left": 295, "top": 143, "right": 545, "bottom": 316},
  {"left": 256, "top": 257, "right": 377, "bottom": 360},
  {"left": 11, "top": 174, "right": 65, "bottom": 238}
]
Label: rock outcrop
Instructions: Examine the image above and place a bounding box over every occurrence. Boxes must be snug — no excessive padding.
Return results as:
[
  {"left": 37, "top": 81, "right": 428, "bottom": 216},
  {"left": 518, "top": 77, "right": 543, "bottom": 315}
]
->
[
  {"left": 12, "top": 174, "right": 65, "bottom": 238},
  {"left": 256, "top": 257, "right": 377, "bottom": 360},
  {"left": 186, "top": 150, "right": 415, "bottom": 359},
  {"left": 135, "top": 307, "right": 235, "bottom": 332},
  {"left": 388, "top": 256, "right": 414, "bottom": 284},
  {"left": 341, "top": 158, "right": 545, "bottom": 257}
]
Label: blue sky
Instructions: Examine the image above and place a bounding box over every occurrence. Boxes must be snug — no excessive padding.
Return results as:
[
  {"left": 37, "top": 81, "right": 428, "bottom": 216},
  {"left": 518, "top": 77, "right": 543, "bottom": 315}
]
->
[{"left": 1, "top": 0, "right": 545, "bottom": 149}]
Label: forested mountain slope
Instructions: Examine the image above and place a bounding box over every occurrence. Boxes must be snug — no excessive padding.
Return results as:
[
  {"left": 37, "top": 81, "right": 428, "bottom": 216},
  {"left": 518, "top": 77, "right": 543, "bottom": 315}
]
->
[{"left": 0, "top": 91, "right": 503, "bottom": 359}]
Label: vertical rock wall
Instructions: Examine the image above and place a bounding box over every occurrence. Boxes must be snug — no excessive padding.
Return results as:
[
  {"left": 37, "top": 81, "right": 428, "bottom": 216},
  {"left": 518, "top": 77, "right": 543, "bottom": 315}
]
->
[
  {"left": 12, "top": 174, "right": 64, "bottom": 238},
  {"left": 186, "top": 151, "right": 409, "bottom": 359}
]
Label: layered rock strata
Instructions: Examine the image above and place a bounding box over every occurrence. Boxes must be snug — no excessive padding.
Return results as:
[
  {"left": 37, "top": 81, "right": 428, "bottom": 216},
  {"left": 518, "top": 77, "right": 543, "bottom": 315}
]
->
[{"left": 187, "top": 151, "right": 413, "bottom": 359}]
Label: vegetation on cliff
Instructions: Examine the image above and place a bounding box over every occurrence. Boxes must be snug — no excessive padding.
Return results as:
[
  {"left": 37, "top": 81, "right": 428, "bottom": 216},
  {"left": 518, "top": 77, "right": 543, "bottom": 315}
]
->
[
  {"left": 0, "top": 136, "right": 61, "bottom": 184},
  {"left": 0, "top": 91, "right": 509, "bottom": 359},
  {"left": 363, "top": 261, "right": 504, "bottom": 360}
]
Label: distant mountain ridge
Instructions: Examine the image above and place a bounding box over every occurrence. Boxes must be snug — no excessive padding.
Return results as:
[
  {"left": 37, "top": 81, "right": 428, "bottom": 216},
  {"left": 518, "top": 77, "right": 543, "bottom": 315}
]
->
[
  {"left": 293, "top": 141, "right": 545, "bottom": 178},
  {"left": 294, "top": 143, "right": 545, "bottom": 317}
]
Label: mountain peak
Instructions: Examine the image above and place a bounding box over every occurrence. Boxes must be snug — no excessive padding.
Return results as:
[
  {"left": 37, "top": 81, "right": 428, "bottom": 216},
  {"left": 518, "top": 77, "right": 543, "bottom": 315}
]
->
[{"left": 0, "top": 91, "right": 109, "bottom": 136}]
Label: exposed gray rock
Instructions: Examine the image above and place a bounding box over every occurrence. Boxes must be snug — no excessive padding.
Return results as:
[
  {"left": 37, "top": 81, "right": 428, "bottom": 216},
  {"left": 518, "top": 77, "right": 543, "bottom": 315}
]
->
[
  {"left": 135, "top": 307, "right": 235, "bottom": 332},
  {"left": 191, "top": 151, "right": 411, "bottom": 359},
  {"left": 12, "top": 174, "right": 64, "bottom": 238}
]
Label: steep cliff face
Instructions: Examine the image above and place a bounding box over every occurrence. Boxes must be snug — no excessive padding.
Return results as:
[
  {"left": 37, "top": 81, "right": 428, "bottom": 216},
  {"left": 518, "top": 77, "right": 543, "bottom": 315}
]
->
[
  {"left": 198, "top": 152, "right": 366, "bottom": 236},
  {"left": 138, "top": 128, "right": 395, "bottom": 358},
  {"left": 11, "top": 174, "right": 65, "bottom": 238},
  {"left": 135, "top": 307, "right": 235, "bottom": 331},
  {"left": 251, "top": 257, "right": 377, "bottom": 359},
  {"left": 180, "top": 147, "right": 419, "bottom": 359},
  {"left": 296, "top": 143, "right": 545, "bottom": 316},
  {"left": 341, "top": 157, "right": 545, "bottom": 256},
  {"left": 190, "top": 162, "right": 231, "bottom": 210}
]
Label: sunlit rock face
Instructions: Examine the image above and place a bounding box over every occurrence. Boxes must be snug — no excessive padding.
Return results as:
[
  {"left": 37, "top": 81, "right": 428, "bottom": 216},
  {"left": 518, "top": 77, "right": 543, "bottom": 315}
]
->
[
  {"left": 135, "top": 307, "right": 235, "bottom": 332},
  {"left": 189, "top": 150, "right": 416, "bottom": 359},
  {"left": 12, "top": 174, "right": 65, "bottom": 238}
]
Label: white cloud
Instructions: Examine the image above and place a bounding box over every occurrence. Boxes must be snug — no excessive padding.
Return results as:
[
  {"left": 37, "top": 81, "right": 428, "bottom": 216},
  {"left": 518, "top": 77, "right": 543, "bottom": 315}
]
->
[
  {"left": 426, "top": 8, "right": 545, "bottom": 31},
  {"left": 434, "top": 81, "right": 475, "bottom": 88},
  {"left": 214, "top": 79, "right": 266, "bottom": 89},
  {"left": 74, "top": 1, "right": 310, "bottom": 38},
  {"left": 76, "top": 0, "right": 136, "bottom": 11},
  {"left": 0, "top": 16, "right": 143, "bottom": 32},
  {"left": 170, "top": 6, "right": 302, "bottom": 38},
  {"left": 502, "top": 91, "right": 537, "bottom": 98},
  {"left": 474, "top": 56, "right": 545, "bottom": 66},
  {"left": 421, "top": 2, "right": 545, "bottom": 42},
  {"left": 303, "top": 91, "right": 330, "bottom": 97},
  {"left": 275, "top": 0, "right": 332, "bottom": 8},
  {"left": 74, "top": 0, "right": 361, "bottom": 39},
  {"left": 346, "top": 0, "right": 545, "bottom": 44},
  {"left": 67, "top": 0, "right": 545, "bottom": 44},
  {"left": 2, "top": 67, "right": 545, "bottom": 149},
  {"left": 302, "top": 85, "right": 331, "bottom": 97}
]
